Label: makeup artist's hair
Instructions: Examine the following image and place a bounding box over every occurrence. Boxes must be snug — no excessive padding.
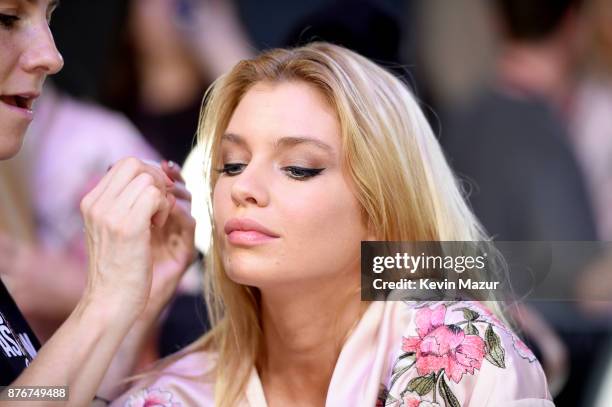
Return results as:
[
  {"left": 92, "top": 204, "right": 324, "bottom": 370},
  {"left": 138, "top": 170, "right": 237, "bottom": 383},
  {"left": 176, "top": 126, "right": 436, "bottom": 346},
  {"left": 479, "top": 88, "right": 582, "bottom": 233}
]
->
[
  {"left": 0, "top": 157, "right": 37, "bottom": 243},
  {"left": 190, "top": 42, "right": 503, "bottom": 406}
]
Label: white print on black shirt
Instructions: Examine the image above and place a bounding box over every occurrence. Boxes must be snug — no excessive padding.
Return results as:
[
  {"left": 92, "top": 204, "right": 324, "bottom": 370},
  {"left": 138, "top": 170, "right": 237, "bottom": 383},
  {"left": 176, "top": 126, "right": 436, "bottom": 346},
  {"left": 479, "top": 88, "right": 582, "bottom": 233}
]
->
[
  {"left": 0, "top": 314, "right": 23, "bottom": 358},
  {"left": 18, "top": 333, "right": 37, "bottom": 360},
  {"left": 0, "top": 310, "right": 35, "bottom": 366}
]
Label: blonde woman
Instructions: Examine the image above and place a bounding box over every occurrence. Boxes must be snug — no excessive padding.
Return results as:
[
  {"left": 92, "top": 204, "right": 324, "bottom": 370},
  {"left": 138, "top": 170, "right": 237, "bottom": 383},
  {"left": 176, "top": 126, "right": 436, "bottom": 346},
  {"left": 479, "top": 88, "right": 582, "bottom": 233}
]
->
[{"left": 111, "top": 43, "right": 553, "bottom": 406}]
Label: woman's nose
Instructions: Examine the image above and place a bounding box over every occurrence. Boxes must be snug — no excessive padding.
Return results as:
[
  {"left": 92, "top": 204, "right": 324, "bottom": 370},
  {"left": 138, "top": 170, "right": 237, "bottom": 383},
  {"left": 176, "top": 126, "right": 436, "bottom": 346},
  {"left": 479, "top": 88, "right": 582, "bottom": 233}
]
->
[
  {"left": 20, "top": 24, "right": 64, "bottom": 75},
  {"left": 230, "top": 163, "right": 270, "bottom": 208}
]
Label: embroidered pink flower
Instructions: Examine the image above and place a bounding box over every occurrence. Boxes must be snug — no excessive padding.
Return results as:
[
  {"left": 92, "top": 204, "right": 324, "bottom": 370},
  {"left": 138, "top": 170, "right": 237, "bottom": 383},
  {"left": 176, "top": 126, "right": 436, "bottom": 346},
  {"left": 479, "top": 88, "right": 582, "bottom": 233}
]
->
[
  {"left": 402, "top": 391, "right": 440, "bottom": 407},
  {"left": 402, "top": 304, "right": 486, "bottom": 383},
  {"left": 463, "top": 302, "right": 537, "bottom": 363},
  {"left": 403, "top": 395, "right": 421, "bottom": 407},
  {"left": 123, "top": 387, "right": 181, "bottom": 407}
]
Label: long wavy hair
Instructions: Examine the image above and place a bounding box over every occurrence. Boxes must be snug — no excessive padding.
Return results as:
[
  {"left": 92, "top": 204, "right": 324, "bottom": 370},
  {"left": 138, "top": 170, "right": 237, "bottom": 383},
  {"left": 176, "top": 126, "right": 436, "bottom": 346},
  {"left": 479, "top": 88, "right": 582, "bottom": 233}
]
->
[{"left": 186, "top": 42, "right": 502, "bottom": 405}]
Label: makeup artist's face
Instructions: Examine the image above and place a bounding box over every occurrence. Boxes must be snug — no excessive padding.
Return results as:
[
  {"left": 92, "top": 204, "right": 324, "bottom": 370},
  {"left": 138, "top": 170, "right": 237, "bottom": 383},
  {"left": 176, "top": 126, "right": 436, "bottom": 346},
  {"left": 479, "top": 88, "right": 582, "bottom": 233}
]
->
[
  {"left": 0, "top": 0, "right": 63, "bottom": 159},
  {"left": 213, "top": 81, "right": 373, "bottom": 289}
]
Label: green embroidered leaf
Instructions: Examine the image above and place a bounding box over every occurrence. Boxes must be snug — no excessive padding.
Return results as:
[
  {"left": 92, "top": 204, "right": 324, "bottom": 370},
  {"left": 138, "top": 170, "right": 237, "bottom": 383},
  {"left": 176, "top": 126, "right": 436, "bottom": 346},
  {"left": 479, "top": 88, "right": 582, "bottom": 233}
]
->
[
  {"left": 406, "top": 374, "right": 435, "bottom": 396},
  {"left": 439, "top": 375, "right": 461, "bottom": 407},
  {"left": 485, "top": 323, "right": 506, "bottom": 368},
  {"left": 458, "top": 307, "right": 480, "bottom": 322},
  {"left": 390, "top": 362, "right": 416, "bottom": 389},
  {"left": 464, "top": 321, "right": 479, "bottom": 336},
  {"left": 391, "top": 353, "right": 416, "bottom": 375},
  {"left": 397, "top": 351, "right": 416, "bottom": 361}
]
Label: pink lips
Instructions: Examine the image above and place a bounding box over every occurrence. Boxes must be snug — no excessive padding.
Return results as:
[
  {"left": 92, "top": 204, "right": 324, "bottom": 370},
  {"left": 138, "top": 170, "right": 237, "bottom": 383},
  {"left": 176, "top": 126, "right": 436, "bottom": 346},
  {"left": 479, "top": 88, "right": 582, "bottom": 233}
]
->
[
  {"left": 0, "top": 92, "right": 39, "bottom": 121},
  {"left": 224, "top": 218, "right": 279, "bottom": 246}
]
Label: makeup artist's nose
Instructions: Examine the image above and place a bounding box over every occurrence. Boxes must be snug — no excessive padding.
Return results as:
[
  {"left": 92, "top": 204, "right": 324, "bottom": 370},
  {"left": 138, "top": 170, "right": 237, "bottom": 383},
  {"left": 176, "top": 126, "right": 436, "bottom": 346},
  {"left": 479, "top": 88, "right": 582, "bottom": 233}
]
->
[
  {"left": 230, "top": 162, "right": 270, "bottom": 208},
  {"left": 20, "top": 23, "right": 64, "bottom": 75}
]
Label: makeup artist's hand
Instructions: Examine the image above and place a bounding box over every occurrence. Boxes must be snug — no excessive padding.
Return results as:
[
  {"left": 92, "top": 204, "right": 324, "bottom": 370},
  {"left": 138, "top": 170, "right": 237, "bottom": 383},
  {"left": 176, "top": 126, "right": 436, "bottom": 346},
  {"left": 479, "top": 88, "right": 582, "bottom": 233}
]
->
[
  {"left": 143, "top": 160, "right": 196, "bottom": 320},
  {"left": 79, "top": 157, "right": 179, "bottom": 326},
  {"left": 3, "top": 157, "right": 194, "bottom": 407},
  {"left": 93, "top": 160, "right": 196, "bottom": 402}
]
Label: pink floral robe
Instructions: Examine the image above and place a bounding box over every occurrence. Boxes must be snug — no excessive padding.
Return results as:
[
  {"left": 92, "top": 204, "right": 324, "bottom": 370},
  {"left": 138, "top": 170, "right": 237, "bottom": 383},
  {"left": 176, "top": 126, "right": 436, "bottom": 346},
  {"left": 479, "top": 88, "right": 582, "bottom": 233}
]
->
[{"left": 110, "top": 301, "right": 554, "bottom": 406}]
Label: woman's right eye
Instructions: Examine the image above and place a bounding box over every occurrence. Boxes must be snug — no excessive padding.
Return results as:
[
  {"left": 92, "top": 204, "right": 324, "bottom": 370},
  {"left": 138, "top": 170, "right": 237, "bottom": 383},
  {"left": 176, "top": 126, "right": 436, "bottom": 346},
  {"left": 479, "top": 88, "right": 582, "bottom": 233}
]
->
[
  {"left": 216, "top": 163, "right": 246, "bottom": 176},
  {"left": 0, "top": 14, "right": 19, "bottom": 29}
]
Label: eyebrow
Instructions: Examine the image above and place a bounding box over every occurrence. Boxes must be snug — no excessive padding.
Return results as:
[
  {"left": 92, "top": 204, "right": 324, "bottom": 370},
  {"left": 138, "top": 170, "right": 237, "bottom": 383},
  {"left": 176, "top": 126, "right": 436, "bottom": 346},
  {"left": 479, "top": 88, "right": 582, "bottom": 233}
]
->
[
  {"left": 22, "top": 0, "right": 59, "bottom": 8},
  {"left": 221, "top": 133, "right": 334, "bottom": 153}
]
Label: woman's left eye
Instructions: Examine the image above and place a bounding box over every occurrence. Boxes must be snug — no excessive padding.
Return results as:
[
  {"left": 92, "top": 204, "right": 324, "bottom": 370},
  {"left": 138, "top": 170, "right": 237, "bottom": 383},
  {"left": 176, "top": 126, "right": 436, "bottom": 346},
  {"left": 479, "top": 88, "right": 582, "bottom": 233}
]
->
[
  {"left": 282, "top": 166, "right": 325, "bottom": 180},
  {"left": 0, "top": 14, "right": 19, "bottom": 29},
  {"left": 217, "top": 163, "right": 246, "bottom": 176}
]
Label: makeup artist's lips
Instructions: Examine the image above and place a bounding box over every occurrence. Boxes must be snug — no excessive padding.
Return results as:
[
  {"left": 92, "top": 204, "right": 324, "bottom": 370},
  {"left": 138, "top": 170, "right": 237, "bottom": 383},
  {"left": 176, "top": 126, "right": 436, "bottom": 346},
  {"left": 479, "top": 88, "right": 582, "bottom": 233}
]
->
[
  {"left": 0, "top": 92, "right": 39, "bottom": 121},
  {"left": 224, "top": 218, "right": 280, "bottom": 246}
]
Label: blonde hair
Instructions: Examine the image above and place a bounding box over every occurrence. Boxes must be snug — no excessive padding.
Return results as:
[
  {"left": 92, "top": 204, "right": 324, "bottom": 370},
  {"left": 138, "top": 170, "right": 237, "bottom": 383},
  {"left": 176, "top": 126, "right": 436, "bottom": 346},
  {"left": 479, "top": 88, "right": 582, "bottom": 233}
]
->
[{"left": 191, "top": 42, "right": 502, "bottom": 405}]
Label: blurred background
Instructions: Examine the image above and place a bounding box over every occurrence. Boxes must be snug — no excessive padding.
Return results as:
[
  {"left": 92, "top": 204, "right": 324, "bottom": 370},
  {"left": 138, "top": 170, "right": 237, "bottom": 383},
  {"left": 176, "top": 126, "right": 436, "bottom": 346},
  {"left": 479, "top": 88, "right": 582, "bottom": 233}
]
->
[{"left": 1, "top": 0, "right": 611, "bottom": 405}]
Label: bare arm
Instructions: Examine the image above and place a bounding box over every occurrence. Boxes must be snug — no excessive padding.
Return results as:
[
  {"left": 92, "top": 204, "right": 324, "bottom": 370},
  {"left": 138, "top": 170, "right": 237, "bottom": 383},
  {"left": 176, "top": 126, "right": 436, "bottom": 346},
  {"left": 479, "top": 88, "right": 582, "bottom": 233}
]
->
[{"left": 0, "top": 158, "right": 195, "bottom": 407}]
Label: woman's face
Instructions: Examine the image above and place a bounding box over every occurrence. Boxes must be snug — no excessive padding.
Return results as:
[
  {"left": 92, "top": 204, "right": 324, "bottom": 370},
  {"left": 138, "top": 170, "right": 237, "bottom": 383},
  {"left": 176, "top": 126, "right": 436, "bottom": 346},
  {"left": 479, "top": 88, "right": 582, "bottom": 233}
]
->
[
  {"left": 0, "top": 0, "right": 63, "bottom": 159},
  {"left": 213, "top": 81, "right": 373, "bottom": 289}
]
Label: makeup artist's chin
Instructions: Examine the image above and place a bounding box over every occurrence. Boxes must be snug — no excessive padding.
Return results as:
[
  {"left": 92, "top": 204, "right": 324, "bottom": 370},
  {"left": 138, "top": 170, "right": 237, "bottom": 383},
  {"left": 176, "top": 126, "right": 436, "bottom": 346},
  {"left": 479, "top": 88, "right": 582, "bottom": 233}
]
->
[{"left": 0, "top": 122, "right": 28, "bottom": 159}]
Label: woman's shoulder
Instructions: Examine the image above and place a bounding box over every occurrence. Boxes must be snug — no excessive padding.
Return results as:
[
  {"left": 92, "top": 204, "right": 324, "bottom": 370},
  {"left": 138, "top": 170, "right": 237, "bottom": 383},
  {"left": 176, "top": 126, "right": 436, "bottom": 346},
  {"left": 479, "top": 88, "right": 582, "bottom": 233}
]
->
[
  {"left": 109, "top": 350, "right": 216, "bottom": 407},
  {"left": 379, "top": 300, "right": 553, "bottom": 407}
]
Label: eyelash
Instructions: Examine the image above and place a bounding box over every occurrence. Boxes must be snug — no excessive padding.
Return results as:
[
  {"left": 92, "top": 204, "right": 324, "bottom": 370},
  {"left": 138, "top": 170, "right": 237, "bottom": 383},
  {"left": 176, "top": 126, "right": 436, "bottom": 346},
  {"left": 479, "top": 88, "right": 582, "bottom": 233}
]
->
[
  {"left": 215, "top": 163, "right": 325, "bottom": 181},
  {"left": 0, "top": 14, "right": 19, "bottom": 29},
  {"left": 0, "top": 6, "right": 56, "bottom": 30}
]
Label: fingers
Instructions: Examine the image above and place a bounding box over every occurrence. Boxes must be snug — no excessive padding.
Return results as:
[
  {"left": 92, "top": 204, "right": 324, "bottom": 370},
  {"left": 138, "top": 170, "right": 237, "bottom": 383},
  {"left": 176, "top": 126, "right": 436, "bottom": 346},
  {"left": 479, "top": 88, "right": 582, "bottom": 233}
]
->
[
  {"left": 170, "top": 180, "right": 192, "bottom": 202},
  {"left": 151, "top": 190, "right": 174, "bottom": 228},
  {"left": 129, "top": 184, "right": 167, "bottom": 230},
  {"left": 161, "top": 160, "right": 191, "bottom": 201},
  {"left": 81, "top": 157, "right": 172, "bottom": 214},
  {"left": 99, "top": 158, "right": 172, "bottom": 207},
  {"left": 82, "top": 157, "right": 173, "bottom": 217},
  {"left": 79, "top": 158, "right": 179, "bottom": 254},
  {"left": 110, "top": 173, "right": 162, "bottom": 221},
  {"left": 80, "top": 158, "right": 191, "bottom": 266},
  {"left": 162, "top": 160, "right": 185, "bottom": 184}
]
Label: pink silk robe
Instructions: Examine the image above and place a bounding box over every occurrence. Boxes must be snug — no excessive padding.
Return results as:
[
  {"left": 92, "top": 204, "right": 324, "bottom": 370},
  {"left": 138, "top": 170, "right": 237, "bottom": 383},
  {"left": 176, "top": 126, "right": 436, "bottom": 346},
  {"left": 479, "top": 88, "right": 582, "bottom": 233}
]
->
[{"left": 110, "top": 301, "right": 554, "bottom": 406}]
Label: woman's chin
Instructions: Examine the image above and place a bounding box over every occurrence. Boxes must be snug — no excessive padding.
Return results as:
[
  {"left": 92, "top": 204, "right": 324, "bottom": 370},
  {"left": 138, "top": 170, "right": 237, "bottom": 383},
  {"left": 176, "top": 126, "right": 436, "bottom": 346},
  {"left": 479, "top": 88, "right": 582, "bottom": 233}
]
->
[
  {"left": 225, "top": 268, "right": 270, "bottom": 287},
  {"left": 223, "top": 255, "right": 274, "bottom": 286}
]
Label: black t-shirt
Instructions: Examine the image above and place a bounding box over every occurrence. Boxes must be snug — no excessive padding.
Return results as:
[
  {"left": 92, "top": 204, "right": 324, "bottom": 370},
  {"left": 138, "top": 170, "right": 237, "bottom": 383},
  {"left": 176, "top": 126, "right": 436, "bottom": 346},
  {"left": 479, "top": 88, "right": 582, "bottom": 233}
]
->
[{"left": 0, "top": 279, "right": 40, "bottom": 385}]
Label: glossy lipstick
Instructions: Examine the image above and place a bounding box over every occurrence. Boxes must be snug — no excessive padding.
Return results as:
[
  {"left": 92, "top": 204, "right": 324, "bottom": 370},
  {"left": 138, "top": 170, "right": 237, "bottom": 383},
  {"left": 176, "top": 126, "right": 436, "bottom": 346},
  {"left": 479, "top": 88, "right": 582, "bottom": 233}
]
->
[{"left": 224, "top": 218, "right": 279, "bottom": 246}]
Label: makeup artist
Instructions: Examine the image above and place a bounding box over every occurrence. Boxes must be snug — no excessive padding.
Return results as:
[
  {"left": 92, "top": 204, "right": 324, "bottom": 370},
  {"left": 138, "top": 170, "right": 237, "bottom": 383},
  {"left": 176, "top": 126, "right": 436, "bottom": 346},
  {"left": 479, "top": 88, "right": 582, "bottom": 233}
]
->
[{"left": 0, "top": 0, "right": 195, "bottom": 405}]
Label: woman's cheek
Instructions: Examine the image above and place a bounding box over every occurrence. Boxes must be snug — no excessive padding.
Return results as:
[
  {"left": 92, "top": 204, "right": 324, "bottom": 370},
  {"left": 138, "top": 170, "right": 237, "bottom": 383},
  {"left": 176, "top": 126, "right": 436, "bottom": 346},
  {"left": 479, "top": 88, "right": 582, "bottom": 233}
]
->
[{"left": 212, "top": 184, "right": 229, "bottom": 238}]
